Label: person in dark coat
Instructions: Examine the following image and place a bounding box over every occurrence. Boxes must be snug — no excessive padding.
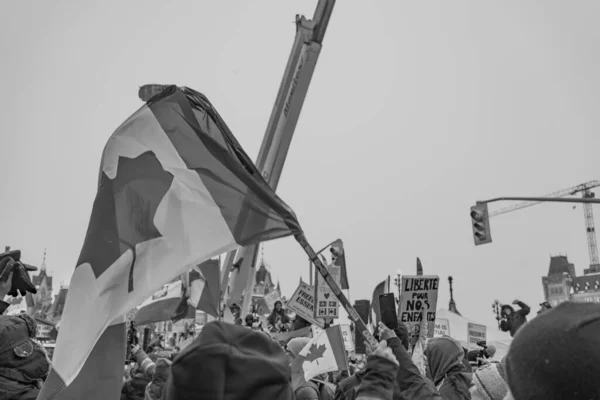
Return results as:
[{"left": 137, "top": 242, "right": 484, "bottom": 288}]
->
[
  {"left": 425, "top": 336, "right": 472, "bottom": 400},
  {"left": 267, "top": 301, "right": 291, "bottom": 333},
  {"left": 0, "top": 313, "right": 51, "bottom": 400},
  {"left": 500, "top": 300, "right": 530, "bottom": 337}
]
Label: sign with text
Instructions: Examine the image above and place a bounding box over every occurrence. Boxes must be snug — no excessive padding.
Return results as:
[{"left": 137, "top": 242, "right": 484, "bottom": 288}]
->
[
  {"left": 287, "top": 281, "right": 325, "bottom": 328},
  {"left": 467, "top": 323, "right": 487, "bottom": 350},
  {"left": 434, "top": 318, "right": 451, "bottom": 337},
  {"left": 36, "top": 323, "right": 54, "bottom": 340},
  {"left": 314, "top": 263, "right": 341, "bottom": 319},
  {"left": 398, "top": 275, "right": 439, "bottom": 339},
  {"left": 263, "top": 290, "right": 281, "bottom": 313}
]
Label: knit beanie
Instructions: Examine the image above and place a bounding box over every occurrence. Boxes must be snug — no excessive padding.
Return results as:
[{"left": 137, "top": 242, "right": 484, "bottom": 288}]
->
[
  {"left": 505, "top": 302, "right": 600, "bottom": 400},
  {"left": 164, "top": 321, "right": 293, "bottom": 400},
  {"left": 471, "top": 363, "right": 508, "bottom": 400},
  {"left": 287, "top": 337, "right": 310, "bottom": 358}
]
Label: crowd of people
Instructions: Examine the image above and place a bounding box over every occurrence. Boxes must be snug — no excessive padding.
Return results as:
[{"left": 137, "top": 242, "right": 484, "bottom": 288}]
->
[{"left": 2, "top": 252, "right": 600, "bottom": 399}]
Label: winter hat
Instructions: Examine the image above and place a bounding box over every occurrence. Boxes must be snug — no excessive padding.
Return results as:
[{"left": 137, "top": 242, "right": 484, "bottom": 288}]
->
[
  {"left": 286, "top": 337, "right": 310, "bottom": 358},
  {"left": 505, "top": 302, "right": 600, "bottom": 400},
  {"left": 471, "top": 363, "right": 508, "bottom": 400},
  {"left": 0, "top": 313, "right": 50, "bottom": 380},
  {"left": 164, "top": 321, "right": 293, "bottom": 400}
]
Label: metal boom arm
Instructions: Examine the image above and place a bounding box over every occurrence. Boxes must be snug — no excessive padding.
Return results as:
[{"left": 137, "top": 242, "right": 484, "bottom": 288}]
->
[{"left": 223, "top": 0, "right": 337, "bottom": 317}]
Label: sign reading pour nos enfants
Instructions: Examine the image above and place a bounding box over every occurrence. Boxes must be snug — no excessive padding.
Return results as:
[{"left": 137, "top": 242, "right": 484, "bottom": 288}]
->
[{"left": 399, "top": 275, "right": 439, "bottom": 339}]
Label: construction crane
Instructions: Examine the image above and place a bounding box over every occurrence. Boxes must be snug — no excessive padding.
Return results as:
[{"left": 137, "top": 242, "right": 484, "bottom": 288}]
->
[
  {"left": 222, "top": 0, "right": 337, "bottom": 317},
  {"left": 489, "top": 180, "right": 600, "bottom": 271}
]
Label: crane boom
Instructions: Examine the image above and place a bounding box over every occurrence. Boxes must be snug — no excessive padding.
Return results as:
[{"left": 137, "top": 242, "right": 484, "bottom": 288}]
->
[
  {"left": 489, "top": 180, "right": 600, "bottom": 270},
  {"left": 222, "top": 0, "right": 336, "bottom": 317},
  {"left": 489, "top": 180, "right": 600, "bottom": 217}
]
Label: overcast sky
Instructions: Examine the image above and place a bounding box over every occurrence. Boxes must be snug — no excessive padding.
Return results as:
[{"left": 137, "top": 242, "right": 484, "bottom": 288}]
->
[{"left": 2, "top": 0, "right": 599, "bottom": 326}]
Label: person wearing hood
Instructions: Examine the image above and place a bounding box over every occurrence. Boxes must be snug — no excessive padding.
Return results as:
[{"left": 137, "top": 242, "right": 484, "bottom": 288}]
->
[
  {"left": 499, "top": 300, "right": 530, "bottom": 338},
  {"left": 0, "top": 313, "right": 51, "bottom": 400},
  {"left": 267, "top": 300, "right": 291, "bottom": 333},
  {"left": 424, "top": 336, "right": 472, "bottom": 400}
]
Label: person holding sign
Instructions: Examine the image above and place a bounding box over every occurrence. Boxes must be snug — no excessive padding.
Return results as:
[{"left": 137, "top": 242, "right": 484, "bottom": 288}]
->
[{"left": 267, "top": 301, "right": 292, "bottom": 333}]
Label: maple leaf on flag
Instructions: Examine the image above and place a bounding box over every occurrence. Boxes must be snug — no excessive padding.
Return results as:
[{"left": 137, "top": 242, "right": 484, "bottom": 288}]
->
[{"left": 305, "top": 343, "right": 327, "bottom": 365}]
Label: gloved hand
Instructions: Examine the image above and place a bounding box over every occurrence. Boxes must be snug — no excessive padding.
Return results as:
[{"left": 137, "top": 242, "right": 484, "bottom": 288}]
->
[
  {"left": 0, "top": 257, "right": 15, "bottom": 298},
  {"left": 0, "top": 250, "right": 38, "bottom": 297}
]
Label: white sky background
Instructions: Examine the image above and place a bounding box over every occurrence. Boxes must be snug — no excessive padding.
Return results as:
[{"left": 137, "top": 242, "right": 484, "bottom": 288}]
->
[{"left": 1, "top": 1, "right": 599, "bottom": 326}]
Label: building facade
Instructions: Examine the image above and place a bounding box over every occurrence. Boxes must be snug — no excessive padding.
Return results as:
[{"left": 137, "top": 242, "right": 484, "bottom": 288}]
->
[{"left": 542, "top": 255, "right": 600, "bottom": 306}]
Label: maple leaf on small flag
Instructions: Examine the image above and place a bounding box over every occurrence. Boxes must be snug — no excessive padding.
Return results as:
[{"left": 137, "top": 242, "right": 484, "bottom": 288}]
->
[
  {"left": 305, "top": 343, "right": 327, "bottom": 365},
  {"left": 291, "top": 325, "right": 348, "bottom": 391}
]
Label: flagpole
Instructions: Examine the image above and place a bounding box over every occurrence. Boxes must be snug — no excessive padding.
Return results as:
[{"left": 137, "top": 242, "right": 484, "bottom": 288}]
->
[{"left": 294, "top": 233, "right": 377, "bottom": 351}]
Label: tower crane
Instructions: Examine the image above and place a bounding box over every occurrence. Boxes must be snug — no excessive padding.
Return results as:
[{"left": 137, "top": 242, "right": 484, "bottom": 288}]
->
[{"left": 489, "top": 180, "right": 600, "bottom": 272}]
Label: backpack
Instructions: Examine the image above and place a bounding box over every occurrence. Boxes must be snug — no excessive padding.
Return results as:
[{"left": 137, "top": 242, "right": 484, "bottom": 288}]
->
[{"left": 312, "top": 379, "right": 335, "bottom": 400}]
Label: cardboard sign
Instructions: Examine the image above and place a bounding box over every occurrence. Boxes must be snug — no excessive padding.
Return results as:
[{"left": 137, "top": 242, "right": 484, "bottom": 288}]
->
[
  {"left": 287, "top": 281, "right": 325, "bottom": 328},
  {"left": 467, "top": 323, "right": 487, "bottom": 350},
  {"left": 434, "top": 318, "right": 451, "bottom": 337},
  {"left": 314, "top": 263, "right": 341, "bottom": 319},
  {"left": 36, "top": 323, "right": 54, "bottom": 340},
  {"left": 340, "top": 324, "right": 355, "bottom": 352},
  {"left": 263, "top": 290, "right": 281, "bottom": 312},
  {"left": 398, "top": 275, "right": 439, "bottom": 339}
]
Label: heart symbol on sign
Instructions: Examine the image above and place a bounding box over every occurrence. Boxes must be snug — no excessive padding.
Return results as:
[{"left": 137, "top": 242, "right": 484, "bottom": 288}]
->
[{"left": 324, "top": 293, "right": 330, "bottom": 299}]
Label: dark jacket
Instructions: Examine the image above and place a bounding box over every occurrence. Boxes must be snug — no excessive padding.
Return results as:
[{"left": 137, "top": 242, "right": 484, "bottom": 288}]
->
[
  {"left": 425, "top": 337, "right": 472, "bottom": 400},
  {"left": 0, "top": 313, "right": 50, "bottom": 400},
  {"left": 0, "top": 300, "right": 9, "bottom": 315},
  {"left": 500, "top": 301, "right": 530, "bottom": 337},
  {"left": 388, "top": 337, "right": 442, "bottom": 400},
  {"left": 334, "top": 369, "right": 366, "bottom": 400}
]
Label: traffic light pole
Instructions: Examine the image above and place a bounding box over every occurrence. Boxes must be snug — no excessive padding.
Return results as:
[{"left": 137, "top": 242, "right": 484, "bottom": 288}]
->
[{"left": 477, "top": 197, "right": 600, "bottom": 205}]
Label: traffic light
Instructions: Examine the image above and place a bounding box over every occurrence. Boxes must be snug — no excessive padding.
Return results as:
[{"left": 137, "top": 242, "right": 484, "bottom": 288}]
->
[{"left": 470, "top": 203, "right": 492, "bottom": 245}]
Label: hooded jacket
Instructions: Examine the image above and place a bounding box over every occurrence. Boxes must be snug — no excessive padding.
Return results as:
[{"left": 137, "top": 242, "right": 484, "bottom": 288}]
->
[
  {"left": 425, "top": 337, "right": 472, "bottom": 400},
  {"left": 0, "top": 313, "right": 51, "bottom": 400}
]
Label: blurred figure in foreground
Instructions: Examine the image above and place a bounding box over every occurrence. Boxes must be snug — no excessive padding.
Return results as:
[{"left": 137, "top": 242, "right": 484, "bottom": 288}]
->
[{"left": 504, "top": 302, "right": 600, "bottom": 400}]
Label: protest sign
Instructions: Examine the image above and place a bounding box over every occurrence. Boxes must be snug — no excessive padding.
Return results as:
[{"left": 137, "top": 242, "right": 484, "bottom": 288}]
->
[
  {"left": 467, "top": 323, "right": 487, "bottom": 350},
  {"left": 314, "top": 263, "right": 341, "bottom": 319},
  {"left": 263, "top": 290, "right": 281, "bottom": 312},
  {"left": 434, "top": 318, "right": 451, "bottom": 337},
  {"left": 287, "top": 281, "right": 325, "bottom": 328},
  {"left": 398, "top": 275, "right": 439, "bottom": 339}
]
